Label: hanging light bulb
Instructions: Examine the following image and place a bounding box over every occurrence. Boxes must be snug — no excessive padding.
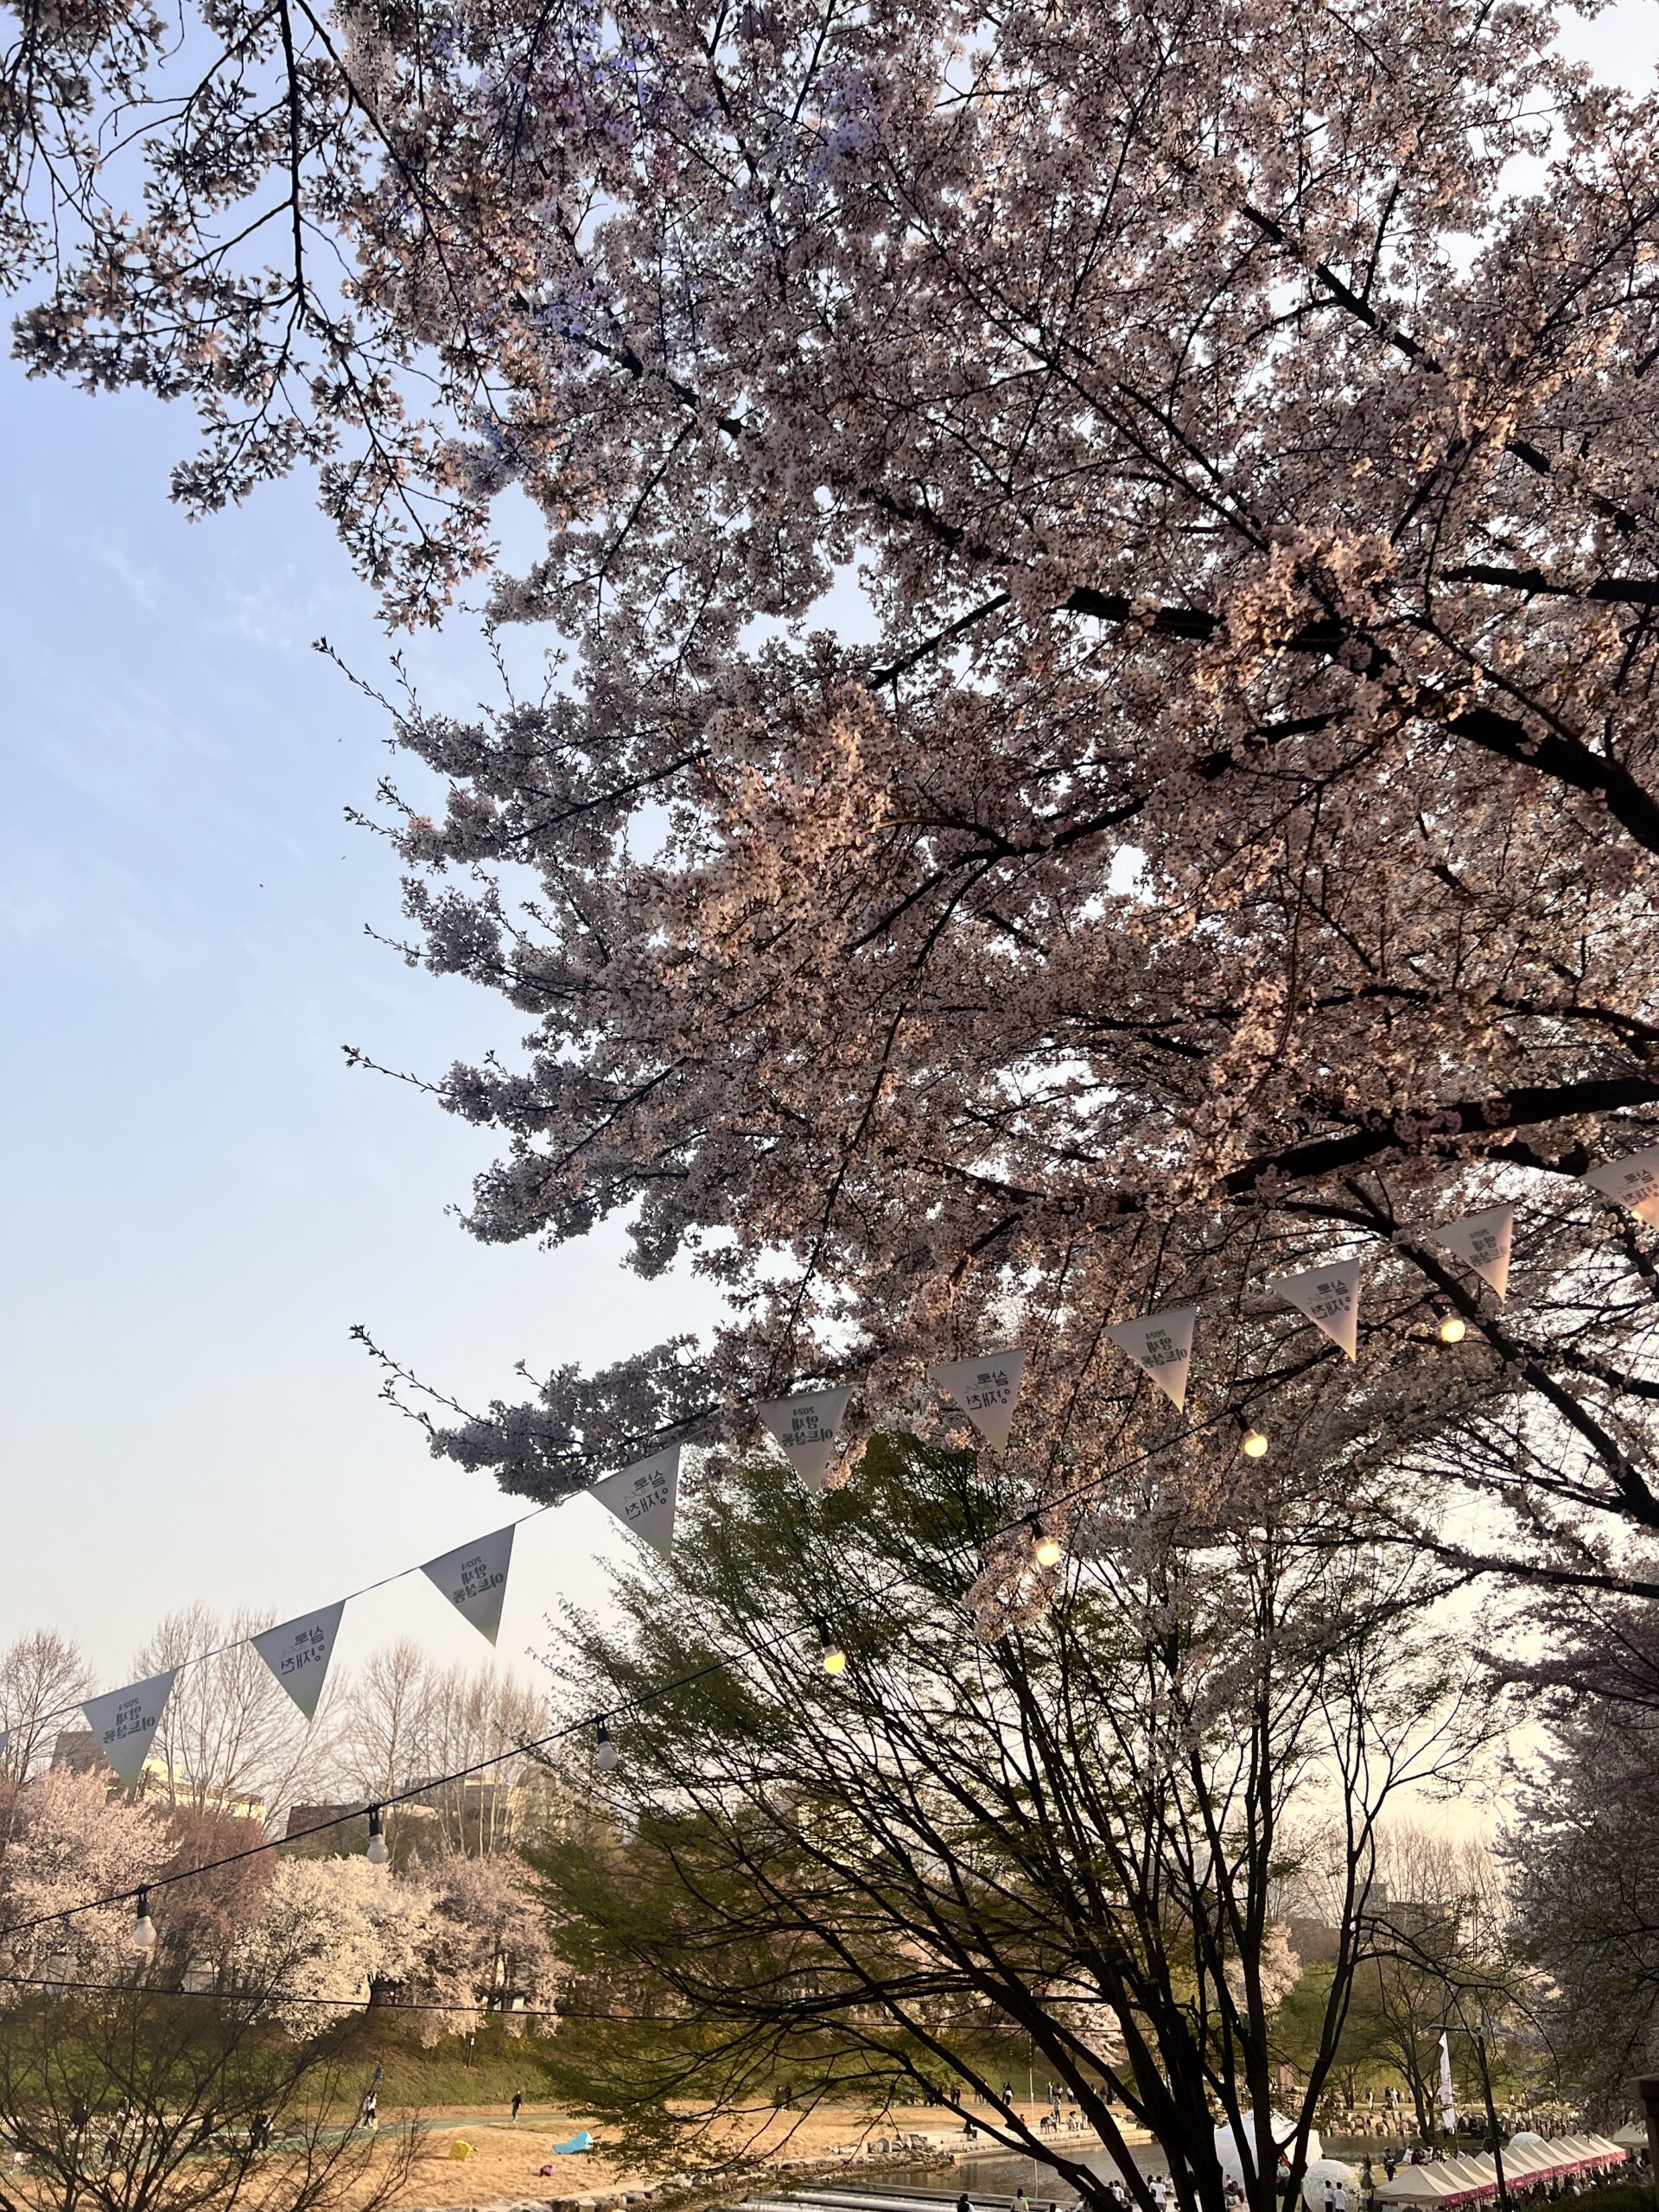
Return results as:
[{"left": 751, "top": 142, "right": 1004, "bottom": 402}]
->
[
  {"left": 1439, "top": 1313, "right": 1466, "bottom": 1344},
  {"left": 365, "top": 1807, "right": 390, "bottom": 1866},
  {"left": 1033, "top": 1529, "right": 1064, "bottom": 1568},
  {"left": 1240, "top": 1427, "right": 1268, "bottom": 1459},
  {"left": 814, "top": 1619, "right": 847, "bottom": 1676},
  {"left": 594, "top": 1717, "right": 619, "bottom": 1772},
  {"left": 131, "top": 1890, "right": 156, "bottom": 1954}
]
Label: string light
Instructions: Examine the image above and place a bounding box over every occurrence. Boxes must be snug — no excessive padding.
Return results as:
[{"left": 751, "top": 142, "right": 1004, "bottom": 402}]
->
[
  {"left": 1439, "top": 1314, "right": 1466, "bottom": 1344},
  {"left": 594, "top": 1717, "right": 619, "bottom": 1771},
  {"left": 131, "top": 1891, "right": 156, "bottom": 1954},
  {"left": 365, "top": 1808, "right": 389, "bottom": 1866},
  {"left": 1240, "top": 1427, "right": 1268, "bottom": 1459},
  {"left": 814, "top": 1619, "right": 848, "bottom": 1676},
  {"left": 0, "top": 1393, "right": 1327, "bottom": 1957},
  {"left": 1033, "top": 1529, "right": 1064, "bottom": 1568}
]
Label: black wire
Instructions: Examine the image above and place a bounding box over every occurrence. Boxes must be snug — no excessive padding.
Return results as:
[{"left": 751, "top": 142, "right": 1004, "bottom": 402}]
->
[
  {"left": 0, "top": 1971, "right": 1027, "bottom": 2030},
  {"left": 0, "top": 1399, "right": 1243, "bottom": 1946}
]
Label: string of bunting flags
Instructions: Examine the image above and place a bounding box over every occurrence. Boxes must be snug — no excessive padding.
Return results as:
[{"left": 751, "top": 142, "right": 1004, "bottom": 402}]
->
[
  {"left": 8, "top": 1446, "right": 683, "bottom": 1789},
  {"left": 22, "top": 1140, "right": 1659, "bottom": 1794}
]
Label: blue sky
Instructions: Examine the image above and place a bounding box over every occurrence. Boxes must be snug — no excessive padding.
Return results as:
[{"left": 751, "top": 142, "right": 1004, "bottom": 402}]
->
[
  {"left": 0, "top": 367, "right": 719, "bottom": 1691},
  {"left": 3, "top": 0, "right": 1654, "bottom": 1703}
]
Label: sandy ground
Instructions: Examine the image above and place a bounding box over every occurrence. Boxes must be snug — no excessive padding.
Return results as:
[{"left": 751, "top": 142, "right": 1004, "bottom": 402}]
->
[{"left": 382, "top": 2100, "right": 1088, "bottom": 2210}]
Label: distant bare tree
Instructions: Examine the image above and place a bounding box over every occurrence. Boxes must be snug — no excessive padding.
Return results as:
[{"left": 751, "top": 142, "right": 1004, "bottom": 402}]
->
[
  {"left": 334, "top": 1645, "right": 553, "bottom": 1857},
  {"left": 334, "top": 1643, "right": 435, "bottom": 1854},
  {"left": 419, "top": 1668, "right": 551, "bottom": 1857},
  {"left": 0, "top": 1633, "right": 92, "bottom": 1783},
  {"left": 132, "top": 1611, "right": 319, "bottom": 1827}
]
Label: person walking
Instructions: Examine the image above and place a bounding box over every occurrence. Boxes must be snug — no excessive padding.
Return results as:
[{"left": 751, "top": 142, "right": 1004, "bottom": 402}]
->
[
  {"left": 358, "top": 2090, "right": 378, "bottom": 2132},
  {"left": 1003, "top": 2082, "right": 1015, "bottom": 2109},
  {"left": 512, "top": 2092, "right": 523, "bottom": 2121}
]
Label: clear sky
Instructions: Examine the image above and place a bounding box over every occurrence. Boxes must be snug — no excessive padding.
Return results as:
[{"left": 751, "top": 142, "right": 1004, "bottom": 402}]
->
[
  {"left": 0, "top": 367, "right": 721, "bottom": 1694},
  {"left": 2, "top": 0, "right": 1654, "bottom": 1709}
]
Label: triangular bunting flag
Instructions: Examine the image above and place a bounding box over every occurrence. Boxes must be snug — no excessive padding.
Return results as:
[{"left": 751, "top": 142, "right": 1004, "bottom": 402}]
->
[
  {"left": 591, "top": 1446, "right": 680, "bottom": 1554},
  {"left": 928, "top": 1349, "right": 1027, "bottom": 1453},
  {"left": 757, "top": 1388, "right": 853, "bottom": 1492},
  {"left": 1585, "top": 1145, "right": 1659, "bottom": 1226},
  {"left": 1432, "top": 1205, "right": 1515, "bottom": 1300},
  {"left": 1104, "top": 1306, "right": 1198, "bottom": 1411},
  {"left": 82, "top": 1670, "right": 177, "bottom": 1789},
  {"left": 420, "top": 1526, "right": 515, "bottom": 1645},
  {"left": 251, "top": 1602, "right": 347, "bottom": 1722},
  {"left": 1268, "top": 1257, "right": 1363, "bottom": 1359}
]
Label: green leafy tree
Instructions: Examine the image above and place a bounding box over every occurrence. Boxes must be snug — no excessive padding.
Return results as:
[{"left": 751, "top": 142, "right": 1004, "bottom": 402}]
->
[{"left": 531, "top": 1436, "right": 1486, "bottom": 2212}]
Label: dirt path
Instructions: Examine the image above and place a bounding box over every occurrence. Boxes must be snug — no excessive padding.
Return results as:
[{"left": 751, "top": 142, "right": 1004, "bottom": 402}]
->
[{"left": 381, "top": 2100, "right": 1109, "bottom": 2211}]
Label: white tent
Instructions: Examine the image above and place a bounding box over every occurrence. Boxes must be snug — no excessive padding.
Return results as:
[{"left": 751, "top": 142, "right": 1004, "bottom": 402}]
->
[
  {"left": 1214, "top": 2112, "right": 1324, "bottom": 2190},
  {"left": 1376, "top": 2137, "right": 1628, "bottom": 2209},
  {"left": 1376, "top": 2164, "right": 1483, "bottom": 2206}
]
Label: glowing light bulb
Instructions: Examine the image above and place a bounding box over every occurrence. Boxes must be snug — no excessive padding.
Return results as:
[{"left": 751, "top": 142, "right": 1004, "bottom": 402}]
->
[
  {"left": 1241, "top": 1427, "right": 1268, "bottom": 1459},
  {"left": 1033, "top": 1533, "right": 1063, "bottom": 1568},
  {"left": 365, "top": 1808, "right": 390, "bottom": 1866},
  {"left": 821, "top": 1643, "right": 848, "bottom": 1676},
  {"left": 131, "top": 1891, "right": 156, "bottom": 1954},
  {"left": 1439, "top": 1315, "right": 1466, "bottom": 1344},
  {"left": 594, "top": 1719, "right": 619, "bottom": 1771}
]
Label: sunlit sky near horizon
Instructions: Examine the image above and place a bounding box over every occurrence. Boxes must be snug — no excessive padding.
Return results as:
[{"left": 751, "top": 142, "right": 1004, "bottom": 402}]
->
[
  {"left": 2, "top": 0, "right": 1656, "bottom": 1719},
  {"left": 0, "top": 372, "right": 726, "bottom": 1696}
]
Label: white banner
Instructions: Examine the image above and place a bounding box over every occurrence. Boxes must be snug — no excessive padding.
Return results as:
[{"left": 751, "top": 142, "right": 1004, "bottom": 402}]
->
[
  {"left": 591, "top": 1446, "right": 680, "bottom": 1554},
  {"left": 1437, "top": 2031, "right": 1458, "bottom": 2131},
  {"left": 1433, "top": 1204, "right": 1515, "bottom": 1300},
  {"left": 928, "top": 1349, "right": 1027, "bottom": 1454},
  {"left": 1268, "top": 1258, "right": 1363, "bottom": 1360},
  {"left": 82, "top": 1670, "right": 177, "bottom": 1789},
  {"left": 1105, "top": 1306, "right": 1198, "bottom": 1411},
  {"left": 251, "top": 1601, "right": 346, "bottom": 1722},
  {"left": 1585, "top": 1144, "right": 1659, "bottom": 1226},
  {"left": 421, "top": 1526, "right": 515, "bottom": 1645},
  {"left": 757, "top": 1388, "right": 853, "bottom": 1492}
]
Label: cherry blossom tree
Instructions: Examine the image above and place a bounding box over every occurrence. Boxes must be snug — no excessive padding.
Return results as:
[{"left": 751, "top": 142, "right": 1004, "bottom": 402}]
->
[
  {"left": 403, "top": 1850, "right": 560, "bottom": 2042},
  {"left": 232, "top": 1848, "right": 557, "bottom": 2041},
  {"left": 232, "top": 1855, "right": 435, "bottom": 2033},
  {"left": 0, "top": 1769, "right": 168, "bottom": 2000},
  {"left": 9, "top": 0, "right": 1659, "bottom": 1597}
]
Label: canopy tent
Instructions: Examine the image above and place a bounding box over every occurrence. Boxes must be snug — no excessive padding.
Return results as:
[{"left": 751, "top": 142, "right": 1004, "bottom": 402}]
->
[
  {"left": 1376, "top": 2164, "right": 1486, "bottom": 2206},
  {"left": 1611, "top": 2124, "right": 1649, "bottom": 2152},
  {"left": 1375, "top": 2139, "right": 1629, "bottom": 2209}
]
